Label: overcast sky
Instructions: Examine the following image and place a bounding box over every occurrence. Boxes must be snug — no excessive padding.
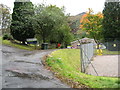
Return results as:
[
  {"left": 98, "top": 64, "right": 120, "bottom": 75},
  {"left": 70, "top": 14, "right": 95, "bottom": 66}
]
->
[{"left": 1, "top": 0, "right": 105, "bottom": 15}]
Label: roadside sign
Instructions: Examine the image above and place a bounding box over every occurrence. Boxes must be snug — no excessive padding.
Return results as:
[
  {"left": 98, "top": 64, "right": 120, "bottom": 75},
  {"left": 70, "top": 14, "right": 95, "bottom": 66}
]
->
[{"left": 26, "top": 38, "right": 37, "bottom": 42}]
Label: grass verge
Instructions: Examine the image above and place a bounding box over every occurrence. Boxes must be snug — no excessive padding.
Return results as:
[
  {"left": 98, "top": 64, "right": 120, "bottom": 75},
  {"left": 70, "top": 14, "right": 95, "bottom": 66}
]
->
[
  {"left": 0, "top": 37, "right": 37, "bottom": 50},
  {"left": 45, "top": 49, "right": 119, "bottom": 88}
]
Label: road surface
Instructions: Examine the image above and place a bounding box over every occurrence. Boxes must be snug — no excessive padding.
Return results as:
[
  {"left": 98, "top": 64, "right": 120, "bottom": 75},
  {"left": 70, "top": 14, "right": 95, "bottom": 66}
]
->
[
  {"left": 87, "top": 55, "right": 119, "bottom": 77},
  {"left": 0, "top": 45, "right": 70, "bottom": 89}
]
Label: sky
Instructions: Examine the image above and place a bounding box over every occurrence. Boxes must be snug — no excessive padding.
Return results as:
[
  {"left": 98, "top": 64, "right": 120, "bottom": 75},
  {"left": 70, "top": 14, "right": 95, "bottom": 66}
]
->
[{"left": 1, "top": 0, "right": 105, "bottom": 16}]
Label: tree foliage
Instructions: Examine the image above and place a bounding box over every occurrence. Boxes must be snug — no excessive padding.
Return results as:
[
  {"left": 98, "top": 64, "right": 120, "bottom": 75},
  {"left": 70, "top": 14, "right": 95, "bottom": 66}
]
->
[
  {"left": 102, "top": 1, "right": 120, "bottom": 41},
  {"left": 0, "top": 4, "right": 11, "bottom": 34},
  {"left": 50, "top": 23, "right": 73, "bottom": 46},
  {"left": 10, "top": 1, "right": 35, "bottom": 44},
  {"left": 34, "top": 5, "right": 73, "bottom": 44},
  {"left": 80, "top": 9, "right": 103, "bottom": 44}
]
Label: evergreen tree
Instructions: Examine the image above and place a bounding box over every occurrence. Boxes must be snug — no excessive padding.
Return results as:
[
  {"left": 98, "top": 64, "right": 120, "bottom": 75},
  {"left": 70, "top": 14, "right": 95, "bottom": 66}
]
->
[
  {"left": 10, "top": 0, "right": 35, "bottom": 44},
  {"left": 102, "top": 0, "right": 120, "bottom": 41}
]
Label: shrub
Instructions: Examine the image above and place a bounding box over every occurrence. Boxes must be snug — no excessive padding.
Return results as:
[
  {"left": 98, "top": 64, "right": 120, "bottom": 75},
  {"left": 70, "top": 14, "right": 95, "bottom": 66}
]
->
[
  {"left": 3, "top": 34, "right": 13, "bottom": 40},
  {"left": 60, "top": 45, "right": 64, "bottom": 49}
]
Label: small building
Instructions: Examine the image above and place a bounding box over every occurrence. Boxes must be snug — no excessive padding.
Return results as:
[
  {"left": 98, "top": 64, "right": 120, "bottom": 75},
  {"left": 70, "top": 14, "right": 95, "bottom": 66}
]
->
[{"left": 71, "top": 38, "right": 95, "bottom": 49}]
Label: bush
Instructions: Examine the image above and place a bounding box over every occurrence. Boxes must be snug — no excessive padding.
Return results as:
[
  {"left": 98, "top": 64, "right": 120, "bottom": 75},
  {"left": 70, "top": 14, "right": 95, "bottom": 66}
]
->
[
  {"left": 60, "top": 45, "right": 64, "bottom": 49},
  {"left": 3, "top": 34, "right": 13, "bottom": 40}
]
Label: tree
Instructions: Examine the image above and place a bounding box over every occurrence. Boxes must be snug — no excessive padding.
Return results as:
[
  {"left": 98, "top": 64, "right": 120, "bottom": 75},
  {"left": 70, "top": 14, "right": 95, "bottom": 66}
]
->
[
  {"left": 80, "top": 9, "right": 103, "bottom": 45},
  {"left": 0, "top": 4, "right": 11, "bottom": 34},
  {"left": 10, "top": 0, "right": 35, "bottom": 44},
  {"left": 50, "top": 23, "right": 73, "bottom": 47},
  {"left": 102, "top": 1, "right": 120, "bottom": 41},
  {"left": 34, "top": 5, "right": 73, "bottom": 45}
]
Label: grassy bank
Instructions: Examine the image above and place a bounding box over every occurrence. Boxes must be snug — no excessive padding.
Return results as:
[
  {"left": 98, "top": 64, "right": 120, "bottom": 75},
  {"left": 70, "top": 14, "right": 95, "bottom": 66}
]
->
[
  {"left": 46, "top": 49, "right": 119, "bottom": 88},
  {"left": 0, "top": 37, "right": 37, "bottom": 50}
]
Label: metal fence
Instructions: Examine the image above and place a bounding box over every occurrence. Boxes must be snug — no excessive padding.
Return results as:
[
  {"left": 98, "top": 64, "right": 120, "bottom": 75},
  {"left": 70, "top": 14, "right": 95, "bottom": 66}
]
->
[{"left": 80, "top": 43, "right": 94, "bottom": 73}]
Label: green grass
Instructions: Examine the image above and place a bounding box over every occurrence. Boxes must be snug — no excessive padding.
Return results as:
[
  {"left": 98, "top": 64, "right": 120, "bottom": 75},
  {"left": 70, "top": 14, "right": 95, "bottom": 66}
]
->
[
  {"left": 46, "top": 49, "right": 119, "bottom": 88},
  {"left": 0, "top": 37, "right": 37, "bottom": 50}
]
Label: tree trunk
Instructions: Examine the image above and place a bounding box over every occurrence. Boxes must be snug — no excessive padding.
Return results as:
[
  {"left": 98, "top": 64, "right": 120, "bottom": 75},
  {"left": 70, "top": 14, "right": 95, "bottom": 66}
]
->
[
  {"left": 97, "top": 43, "right": 100, "bottom": 49},
  {"left": 43, "top": 37, "right": 46, "bottom": 43},
  {"left": 22, "top": 41, "right": 27, "bottom": 45}
]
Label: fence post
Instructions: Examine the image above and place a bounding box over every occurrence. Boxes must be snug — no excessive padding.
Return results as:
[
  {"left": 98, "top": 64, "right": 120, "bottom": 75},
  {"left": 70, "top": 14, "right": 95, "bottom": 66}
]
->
[
  {"left": 78, "top": 39, "right": 84, "bottom": 73},
  {"left": 80, "top": 44, "right": 83, "bottom": 72},
  {"left": 80, "top": 44, "right": 86, "bottom": 73}
]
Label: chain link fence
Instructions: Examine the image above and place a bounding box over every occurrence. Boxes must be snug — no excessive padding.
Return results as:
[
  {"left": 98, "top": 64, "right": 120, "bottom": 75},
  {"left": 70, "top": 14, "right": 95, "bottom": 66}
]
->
[{"left": 80, "top": 43, "right": 94, "bottom": 73}]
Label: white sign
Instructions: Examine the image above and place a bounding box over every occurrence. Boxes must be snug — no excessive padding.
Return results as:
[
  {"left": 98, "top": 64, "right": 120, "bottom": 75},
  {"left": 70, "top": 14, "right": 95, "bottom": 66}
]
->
[{"left": 26, "top": 38, "right": 37, "bottom": 42}]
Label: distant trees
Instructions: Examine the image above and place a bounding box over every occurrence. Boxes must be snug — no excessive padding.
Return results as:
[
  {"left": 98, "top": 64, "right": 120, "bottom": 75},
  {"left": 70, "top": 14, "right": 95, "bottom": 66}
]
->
[
  {"left": 33, "top": 5, "right": 73, "bottom": 45},
  {"left": 0, "top": 4, "right": 11, "bottom": 34},
  {"left": 80, "top": 9, "right": 103, "bottom": 45},
  {"left": 10, "top": 1, "right": 35, "bottom": 44},
  {"left": 10, "top": 1, "right": 73, "bottom": 46},
  {"left": 102, "top": 1, "right": 120, "bottom": 41}
]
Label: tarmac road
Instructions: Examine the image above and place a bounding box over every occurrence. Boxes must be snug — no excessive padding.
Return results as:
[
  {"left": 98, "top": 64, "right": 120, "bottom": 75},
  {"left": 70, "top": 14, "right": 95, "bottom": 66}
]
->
[
  {"left": 87, "top": 55, "right": 119, "bottom": 77},
  {"left": 0, "top": 45, "right": 70, "bottom": 89}
]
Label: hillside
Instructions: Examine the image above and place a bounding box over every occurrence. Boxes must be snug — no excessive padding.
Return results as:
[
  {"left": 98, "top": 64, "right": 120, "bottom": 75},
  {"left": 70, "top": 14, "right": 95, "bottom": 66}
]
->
[{"left": 68, "top": 12, "right": 86, "bottom": 34}]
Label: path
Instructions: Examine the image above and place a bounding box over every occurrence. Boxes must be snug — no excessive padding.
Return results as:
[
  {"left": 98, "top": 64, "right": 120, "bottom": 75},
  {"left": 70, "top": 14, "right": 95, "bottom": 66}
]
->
[
  {"left": 1, "top": 45, "right": 70, "bottom": 89},
  {"left": 87, "top": 55, "right": 119, "bottom": 77}
]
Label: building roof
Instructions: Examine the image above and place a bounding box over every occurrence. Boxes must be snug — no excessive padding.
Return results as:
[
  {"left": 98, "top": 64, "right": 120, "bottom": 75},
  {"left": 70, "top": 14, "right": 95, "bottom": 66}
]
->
[{"left": 71, "top": 38, "right": 95, "bottom": 44}]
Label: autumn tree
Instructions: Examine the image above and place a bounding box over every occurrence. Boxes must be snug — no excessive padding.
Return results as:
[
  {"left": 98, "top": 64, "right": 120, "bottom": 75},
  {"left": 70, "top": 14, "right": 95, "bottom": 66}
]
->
[
  {"left": 80, "top": 9, "right": 103, "bottom": 46},
  {"left": 10, "top": 0, "right": 35, "bottom": 44}
]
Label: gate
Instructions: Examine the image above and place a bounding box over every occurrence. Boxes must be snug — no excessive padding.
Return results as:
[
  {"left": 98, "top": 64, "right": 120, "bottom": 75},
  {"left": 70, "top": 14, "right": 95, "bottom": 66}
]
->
[{"left": 80, "top": 43, "right": 94, "bottom": 73}]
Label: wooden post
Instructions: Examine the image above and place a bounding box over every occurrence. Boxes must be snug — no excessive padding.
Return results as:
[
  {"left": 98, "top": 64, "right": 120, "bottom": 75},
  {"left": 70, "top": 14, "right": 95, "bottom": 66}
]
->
[{"left": 78, "top": 39, "right": 84, "bottom": 73}]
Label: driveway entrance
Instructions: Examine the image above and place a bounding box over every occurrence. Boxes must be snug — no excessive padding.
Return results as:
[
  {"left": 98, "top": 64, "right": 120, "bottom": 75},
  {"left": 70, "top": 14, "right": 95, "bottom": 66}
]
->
[{"left": 87, "top": 55, "right": 119, "bottom": 77}]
